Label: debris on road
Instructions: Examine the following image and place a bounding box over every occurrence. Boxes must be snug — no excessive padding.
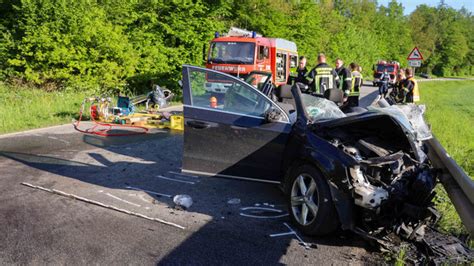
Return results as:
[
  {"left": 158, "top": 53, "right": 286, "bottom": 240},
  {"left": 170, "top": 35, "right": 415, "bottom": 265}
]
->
[
  {"left": 21, "top": 182, "right": 185, "bottom": 229},
  {"left": 173, "top": 194, "right": 193, "bottom": 210},
  {"left": 227, "top": 198, "right": 241, "bottom": 205},
  {"left": 361, "top": 226, "right": 474, "bottom": 264}
]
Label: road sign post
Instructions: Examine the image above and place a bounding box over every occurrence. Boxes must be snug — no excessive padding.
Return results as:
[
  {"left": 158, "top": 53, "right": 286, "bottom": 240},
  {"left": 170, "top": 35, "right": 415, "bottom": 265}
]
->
[
  {"left": 407, "top": 47, "right": 424, "bottom": 76},
  {"left": 409, "top": 60, "right": 421, "bottom": 67}
]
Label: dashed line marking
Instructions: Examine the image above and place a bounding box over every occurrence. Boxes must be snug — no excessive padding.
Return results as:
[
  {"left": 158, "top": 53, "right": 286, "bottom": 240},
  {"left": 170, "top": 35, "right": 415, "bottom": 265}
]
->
[
  {"left": 156, "top": 175, "right": 195, "bottom": 185},
  {"left": 168, "top": 171, "right": 200, "bottom": 179},
  {"left": 125, "top": 185, "right": 172, "bottom": 198},
  {"left": 105, "top": 192, "right": 141, "bottom": 207}
]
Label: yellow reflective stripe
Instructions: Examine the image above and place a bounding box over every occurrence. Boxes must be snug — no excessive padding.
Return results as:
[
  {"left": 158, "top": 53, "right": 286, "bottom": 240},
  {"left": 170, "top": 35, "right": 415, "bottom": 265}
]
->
[
  {"left": 315, "top": 75, "right": 334, "bottom": 91},
  {"left": 318, "top": 74, "right": 333, "bottom": 78},
  {"left": 409, "top": 77, "right": 420, "bottom": 102},
  {"left": 317, "top": 71, "right": 332, "bottom": 75},
  {"left": 317, "top": 67, "right": 332, "bottom": 71}
]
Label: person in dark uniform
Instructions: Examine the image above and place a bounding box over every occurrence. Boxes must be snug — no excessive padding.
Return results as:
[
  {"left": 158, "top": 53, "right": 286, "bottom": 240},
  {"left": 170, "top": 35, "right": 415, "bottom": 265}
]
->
[
  {"left": 403, "top": 68, "right": 417, "bottom": 103},
  {"left": 295, "top": 56, "right": 308, "bottom": 85},
  {"left": 391, "top": 71, "right": 406, "bottom": 103},
  {"left": 306, "top": 53, "right": 338, "bottom": 95},
  {"left": 378, "top": 70, "right": 391, "bottom": 99},
  {"left": 334, "top": 58, "right": 352, "bottom": 100}
]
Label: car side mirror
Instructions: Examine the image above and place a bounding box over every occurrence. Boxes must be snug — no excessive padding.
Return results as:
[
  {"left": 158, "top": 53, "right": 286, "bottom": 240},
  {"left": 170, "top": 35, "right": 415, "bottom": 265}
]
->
[{"left": 264, "top": 107, "right": 283, "bottom": 123}]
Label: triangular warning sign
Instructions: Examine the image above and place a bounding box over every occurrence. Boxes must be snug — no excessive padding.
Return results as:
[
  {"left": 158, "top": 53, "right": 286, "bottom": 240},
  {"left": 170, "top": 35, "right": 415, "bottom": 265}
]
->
[{"left": 407, "top": 47, "right": 423, "bottom": 60}]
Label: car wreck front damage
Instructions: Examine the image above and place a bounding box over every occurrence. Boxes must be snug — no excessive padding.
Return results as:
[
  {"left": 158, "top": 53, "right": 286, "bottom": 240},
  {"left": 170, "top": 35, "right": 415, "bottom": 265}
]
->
[{"left": 280, "top": 86, "right": 437, "bottom": 239}]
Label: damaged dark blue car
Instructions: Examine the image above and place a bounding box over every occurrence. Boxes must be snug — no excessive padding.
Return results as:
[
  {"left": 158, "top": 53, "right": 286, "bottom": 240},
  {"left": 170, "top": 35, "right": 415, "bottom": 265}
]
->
[{"left": 181, "top": 65, "right": 437, "bottom": 238}]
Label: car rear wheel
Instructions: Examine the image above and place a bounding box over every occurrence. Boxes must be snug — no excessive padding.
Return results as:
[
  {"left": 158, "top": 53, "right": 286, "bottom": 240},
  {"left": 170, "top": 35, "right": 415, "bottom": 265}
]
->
[{"left": 287, "top": 165, "right": 339, "bottom": 236}]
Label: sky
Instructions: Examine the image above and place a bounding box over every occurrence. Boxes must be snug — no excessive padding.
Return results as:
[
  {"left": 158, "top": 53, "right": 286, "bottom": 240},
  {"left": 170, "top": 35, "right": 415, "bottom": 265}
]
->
[{"left": 377, "top": 0, "right": 474, "bottom": 15}]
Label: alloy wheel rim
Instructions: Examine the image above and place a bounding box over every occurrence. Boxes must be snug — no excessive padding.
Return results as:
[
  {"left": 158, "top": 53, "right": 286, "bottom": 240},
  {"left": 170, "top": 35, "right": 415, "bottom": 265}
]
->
[{"left": 291, "top": 173, "right": 319, "bottom": 226}]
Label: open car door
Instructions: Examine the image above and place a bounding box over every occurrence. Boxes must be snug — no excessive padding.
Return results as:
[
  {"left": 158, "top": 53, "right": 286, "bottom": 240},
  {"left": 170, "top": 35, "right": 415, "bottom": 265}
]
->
[{"left": 181, "top": 65, "right": 292, "bottom": 183}]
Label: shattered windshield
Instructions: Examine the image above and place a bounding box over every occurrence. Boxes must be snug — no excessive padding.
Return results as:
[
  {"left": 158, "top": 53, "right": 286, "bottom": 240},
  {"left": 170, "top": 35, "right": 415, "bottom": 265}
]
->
[
  {"left": 300, "top": 94, "right": 346, "bottom": 122},
  {"left": 208, "top": 42, "right": 255, "bottom": 65},
  {"left": 367, "top": 104, "right": 432, "bottom": 141}
]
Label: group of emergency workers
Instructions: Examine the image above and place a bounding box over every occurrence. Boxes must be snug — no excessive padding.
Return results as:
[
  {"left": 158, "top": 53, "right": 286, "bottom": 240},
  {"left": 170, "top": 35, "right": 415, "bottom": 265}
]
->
[
  {"left": 391, "top": 68, "right": 419, "bottom": 103},
  {"left": 293, "top": 53, "right": 417, "bottom": 107}
]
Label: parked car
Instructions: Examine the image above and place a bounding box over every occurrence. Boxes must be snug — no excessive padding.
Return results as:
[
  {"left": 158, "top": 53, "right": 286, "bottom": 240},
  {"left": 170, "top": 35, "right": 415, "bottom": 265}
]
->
[
  {"left": 420, "top": 73, "right": 430, "bottom": 79},
  {"left": 181, "top": 65, "right": 437, "bottom": 238}
]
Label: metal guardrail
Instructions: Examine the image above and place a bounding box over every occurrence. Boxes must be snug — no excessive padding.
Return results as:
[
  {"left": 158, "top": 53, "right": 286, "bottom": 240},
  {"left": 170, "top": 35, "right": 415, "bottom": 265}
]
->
[
  {"left": 366, "top": 78, "right": 474, "bottom": 83},
  {"left": 417, "top": 78, "right": 474, "bottom": 83},
  {"left": 424, "top": 137, "right": 474, "bottom": 235}
]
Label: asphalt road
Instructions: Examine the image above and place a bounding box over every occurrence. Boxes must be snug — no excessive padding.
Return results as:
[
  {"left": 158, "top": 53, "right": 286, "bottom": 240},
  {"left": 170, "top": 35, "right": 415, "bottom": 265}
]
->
[{"left": 0, "top": 84, "right": 381, "bottom": 265}]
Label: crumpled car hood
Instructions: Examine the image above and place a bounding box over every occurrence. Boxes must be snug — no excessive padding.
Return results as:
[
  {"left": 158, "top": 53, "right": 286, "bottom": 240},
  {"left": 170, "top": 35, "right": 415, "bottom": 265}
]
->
[{"left": 367, "top": 103, "right": 432, "bottom": 141}]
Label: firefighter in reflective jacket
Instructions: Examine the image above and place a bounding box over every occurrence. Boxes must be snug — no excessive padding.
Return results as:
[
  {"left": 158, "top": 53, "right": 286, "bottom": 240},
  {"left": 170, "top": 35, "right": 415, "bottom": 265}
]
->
[
  {"left": 348, "top": 62, "right": 362, "bottom": 107},
  {"left": 335, "top": 58, "right": 352, "bottom": 99},
  {"left": 306, "top": 53, "right": 338, "bottom": 94},
  {"left": 403, "top": 68, "right": 419, "bottom": 103}
]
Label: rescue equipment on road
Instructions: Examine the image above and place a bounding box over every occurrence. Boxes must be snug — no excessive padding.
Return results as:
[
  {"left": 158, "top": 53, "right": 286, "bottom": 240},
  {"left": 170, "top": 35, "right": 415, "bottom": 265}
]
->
[{"left": 73, "top": 87, "right": 183, "bottom": 136}]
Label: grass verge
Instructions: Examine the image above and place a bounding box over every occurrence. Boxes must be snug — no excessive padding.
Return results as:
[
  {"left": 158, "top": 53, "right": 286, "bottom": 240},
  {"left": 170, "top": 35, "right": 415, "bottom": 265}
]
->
[
  {"left": 419, "top": 80, "right": 474, "bottom": 241},
  {"left": 0, "top": 83, "right": 88, "bottom": 134},
  {"left": 0, "top": 83, "right": 182, "bottom": 135}
]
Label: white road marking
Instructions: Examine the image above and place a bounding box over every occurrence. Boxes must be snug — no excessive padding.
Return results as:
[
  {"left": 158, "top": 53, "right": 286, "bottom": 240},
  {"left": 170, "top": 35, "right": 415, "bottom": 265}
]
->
[
  {"left": 47, "top": 136, "right": 70, "bottom": 145},
  {"left": 270, "top": 223, "right": 311, "bottom": 249},
  {"left": 128, "top": 193, "right": 152, "bottom": 204},
  {"left": 239, "top": 206, "right": 289, "bottom": 219},
  {"left": 269, "top": 231, "right": 294, "bottom": 237},
  {"left": 156, "top": 175, "right": 195, "bottom": 185},
  {"left": 105, "top": 192, "right": 141, "bottom": 207},
  {"left": 125, "top": 185, "right": 172, "bottom": 198},
  {"left": 168, "top": 171, "right": 200, "bottom": 179},
  {"left": 21, "top": 182, "right": 185, "bottom": 229}
]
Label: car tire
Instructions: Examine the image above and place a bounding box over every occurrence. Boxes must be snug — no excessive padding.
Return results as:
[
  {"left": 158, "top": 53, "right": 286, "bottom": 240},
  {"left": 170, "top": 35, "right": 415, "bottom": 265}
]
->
[{"left": 287, "top": 164, "right": 339, "bottom": 236}]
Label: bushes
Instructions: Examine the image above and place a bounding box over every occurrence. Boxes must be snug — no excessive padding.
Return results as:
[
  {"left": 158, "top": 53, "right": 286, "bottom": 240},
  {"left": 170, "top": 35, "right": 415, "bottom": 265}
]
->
[{"left": 0, "top": 0, "right": 224, "bottom": 94}]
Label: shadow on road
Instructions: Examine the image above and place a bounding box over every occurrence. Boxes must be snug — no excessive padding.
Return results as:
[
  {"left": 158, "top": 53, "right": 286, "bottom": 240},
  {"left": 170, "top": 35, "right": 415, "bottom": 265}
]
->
[{"left": 0, "top": 130, "right": 376, "bottom": 264}]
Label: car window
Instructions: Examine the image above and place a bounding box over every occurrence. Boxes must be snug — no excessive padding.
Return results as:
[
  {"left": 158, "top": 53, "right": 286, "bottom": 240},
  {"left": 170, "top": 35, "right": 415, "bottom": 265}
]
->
[
  {"left": 301, "top": 94, "right": 346, "bottom": 121},
  {"left": 244, "top": 73, "right": 271, "bottom": 90},
  {"left": 188, "top": 68, "right": 273, "bottom": 118}
]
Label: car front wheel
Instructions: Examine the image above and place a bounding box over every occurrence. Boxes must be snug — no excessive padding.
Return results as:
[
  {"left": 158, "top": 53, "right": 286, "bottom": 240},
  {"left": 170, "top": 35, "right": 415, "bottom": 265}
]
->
[{"left": 287, "top": 165, "right": 339, "bottom": 236}]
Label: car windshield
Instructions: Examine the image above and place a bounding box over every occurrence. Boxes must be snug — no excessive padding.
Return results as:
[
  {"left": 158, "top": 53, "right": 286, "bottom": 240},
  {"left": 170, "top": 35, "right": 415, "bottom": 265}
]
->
[
  {"left": 300, "top": 94, "right": 346, "bottom": 122},
  {"left": 208, "top": 42, "right": 255, "bottom": 64}
]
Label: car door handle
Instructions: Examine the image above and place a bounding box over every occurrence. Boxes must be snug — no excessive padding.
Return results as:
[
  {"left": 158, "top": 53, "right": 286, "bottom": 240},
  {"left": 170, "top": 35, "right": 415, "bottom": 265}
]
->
[{"left": 187, "top": 120, "right": 210, "bottom": 129}]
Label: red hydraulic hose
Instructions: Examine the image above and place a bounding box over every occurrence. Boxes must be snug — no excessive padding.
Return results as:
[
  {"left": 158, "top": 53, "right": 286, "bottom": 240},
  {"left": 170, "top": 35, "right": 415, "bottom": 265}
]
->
[{"left": 73, "top": 101, "right": 148, "bottom": 137}]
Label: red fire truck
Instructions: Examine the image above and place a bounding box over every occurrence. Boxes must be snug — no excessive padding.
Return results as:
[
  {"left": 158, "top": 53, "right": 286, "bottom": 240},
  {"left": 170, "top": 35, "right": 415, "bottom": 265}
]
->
[
  {"left": 372, "top": 60, "right": 400, "bottom": 87},
  {"left": 204, "top": 27, "right": 298, "bottom": 93}
]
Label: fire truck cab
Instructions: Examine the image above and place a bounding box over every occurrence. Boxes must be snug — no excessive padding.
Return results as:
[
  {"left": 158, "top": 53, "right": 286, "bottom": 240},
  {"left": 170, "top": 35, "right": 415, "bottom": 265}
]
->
[
  {"left": 372, "top": 60, "right": 400, "bottom": 87},
  {"left": 205, "top": 28, "right": 298, "bottom": 93}
]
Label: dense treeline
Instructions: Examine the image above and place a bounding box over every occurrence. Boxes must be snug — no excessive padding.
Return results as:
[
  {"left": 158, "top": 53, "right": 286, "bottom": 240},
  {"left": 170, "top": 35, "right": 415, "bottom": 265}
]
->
[{"left": 0, "top": 0, "right": 472, "bottom": 94}]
